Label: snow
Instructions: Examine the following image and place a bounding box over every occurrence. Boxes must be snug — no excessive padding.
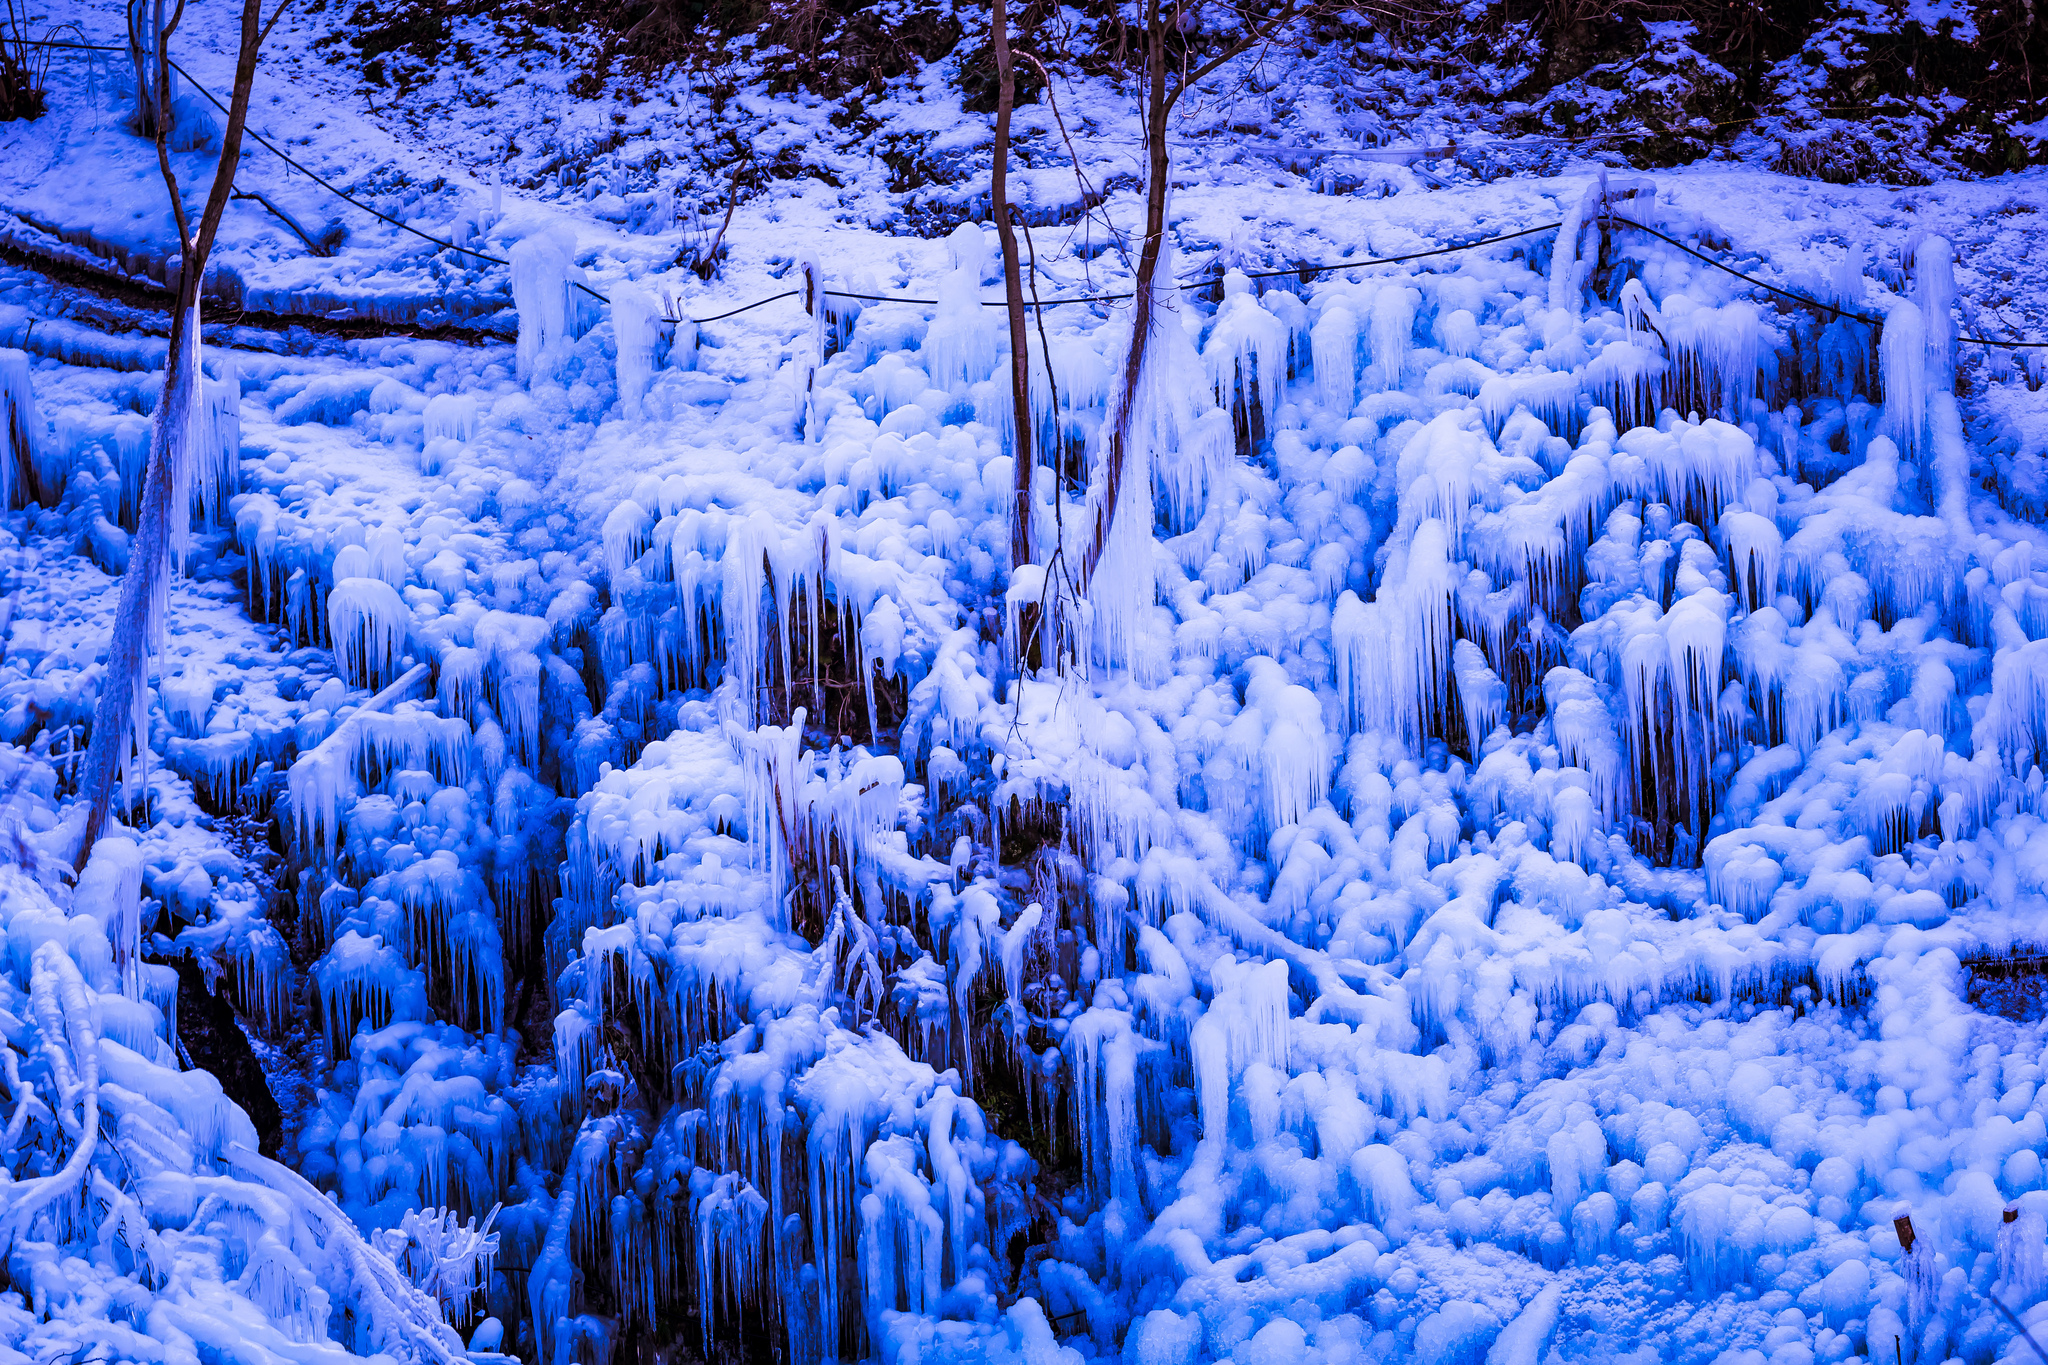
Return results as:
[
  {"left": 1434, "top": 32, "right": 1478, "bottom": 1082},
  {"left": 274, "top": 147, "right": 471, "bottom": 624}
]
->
[{"left": 9, "top": 13, "right": 2048, "bottom": 1365}]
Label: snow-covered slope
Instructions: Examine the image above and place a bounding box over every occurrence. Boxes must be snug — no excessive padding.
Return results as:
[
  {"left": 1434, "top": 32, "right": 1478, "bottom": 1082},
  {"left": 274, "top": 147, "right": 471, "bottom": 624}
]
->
[{"left": 10, "top": 11, "right": 2048, "bottom": 1365}]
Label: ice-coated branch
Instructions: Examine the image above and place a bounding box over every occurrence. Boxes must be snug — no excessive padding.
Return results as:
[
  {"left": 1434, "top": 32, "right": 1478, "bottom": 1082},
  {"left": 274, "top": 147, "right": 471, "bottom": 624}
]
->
[{"left": 222, "top": 1146, "right": 472, "bottom": 1365}]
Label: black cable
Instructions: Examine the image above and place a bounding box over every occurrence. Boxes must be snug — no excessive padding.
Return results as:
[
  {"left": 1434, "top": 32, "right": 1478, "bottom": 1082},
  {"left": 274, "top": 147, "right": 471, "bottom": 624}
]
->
[
  {"left": 689, "top": 289, "right": 800, "bottom": 323},
  {"left": 162, "top": 57, "right": 524, "bottom": 274},
  {"left": 1228, "top": 220, "right": 1566, "bottom": 281},
  {"left": 1609, "top": 215, "right": 1883, "bottom": 325},
  {"left": 824, "top": 222, "right": 1567, "bottom": 310},
  {"left": 29, "top": 37, "right": 2048, "bottom": 351},
  {"left": 1610, "top": 214, "right": 2048, "bottom": 348}
]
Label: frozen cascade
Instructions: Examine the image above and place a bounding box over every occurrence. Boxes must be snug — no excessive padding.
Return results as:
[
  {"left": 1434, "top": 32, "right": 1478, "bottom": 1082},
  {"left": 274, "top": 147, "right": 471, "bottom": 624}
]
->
[{"left": 19, "top": 164, "right": 2048, "bottom": 1365}]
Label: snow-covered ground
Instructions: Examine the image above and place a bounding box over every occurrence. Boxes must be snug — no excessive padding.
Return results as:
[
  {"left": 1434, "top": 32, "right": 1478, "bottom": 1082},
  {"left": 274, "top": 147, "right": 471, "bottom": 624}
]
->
[{"left": 9, "top": 8, "right": 2048, "bottom": 1365}]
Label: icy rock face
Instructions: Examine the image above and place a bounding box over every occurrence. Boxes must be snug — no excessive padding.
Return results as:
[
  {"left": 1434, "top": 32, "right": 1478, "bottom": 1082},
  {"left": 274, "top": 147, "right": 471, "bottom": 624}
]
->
[{"left": 10, "top": 173, "right": 2048, "bottom": 1365}]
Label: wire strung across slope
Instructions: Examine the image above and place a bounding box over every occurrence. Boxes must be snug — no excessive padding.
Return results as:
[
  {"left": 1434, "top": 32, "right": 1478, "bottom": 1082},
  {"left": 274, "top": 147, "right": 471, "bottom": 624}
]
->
[
  {"left": 1610, "top": 214, "right": 2048, "bottom": 347},
  {"left": 15, "top": 49, "right": 1577, "bottom": 331},
  {"left": 818, "top": 221, "right": 1567, "bottom": 308},
  {"left": 22, "top": 38, "right": 2048, "bottom": 350}
]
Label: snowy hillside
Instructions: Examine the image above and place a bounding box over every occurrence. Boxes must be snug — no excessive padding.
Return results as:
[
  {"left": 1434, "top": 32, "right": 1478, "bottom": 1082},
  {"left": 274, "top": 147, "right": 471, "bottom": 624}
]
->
[{"left": 9, "top": 6, "right": 2048, "bottom": 1365}]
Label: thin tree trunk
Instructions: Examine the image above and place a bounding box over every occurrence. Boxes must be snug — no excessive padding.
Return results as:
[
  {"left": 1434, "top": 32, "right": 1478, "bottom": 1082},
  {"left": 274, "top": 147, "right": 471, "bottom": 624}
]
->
[
  {"left": 77, "top": 0, "right": 276, "bottom": 871},
  {"left": 1078, "top": 0, "right": 1170, "bottom": 589},
  {"left": 1073, "top": 0, "right": 1306, "bottom": 594},
  {"left": 992, "top": 0, "right": 1033, "bottom": 571}
]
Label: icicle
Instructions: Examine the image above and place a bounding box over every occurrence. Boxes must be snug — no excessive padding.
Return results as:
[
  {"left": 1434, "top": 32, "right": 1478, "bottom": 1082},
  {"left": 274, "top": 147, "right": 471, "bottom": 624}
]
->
[
  {"left": 1065, "top": 1010, "right": 1139, "bottom": 1204},
  {"left": 1202, "top": 274, "right": 1289, "bottom": 437},
  {"left": 1548, "top": 180, "right": 1603, "bottom": 315},
  {"left": 1913, "top": 236, "right": 1956, "bottom": 386},
  {"left": 1369, "top": 286, "right": 1417, "bottom": 391},
  {"left": 75, "top": 837, "right": 144, "bottom": 999},
  {"left": 1719, "top": 508, "right": 1780, "bottom": 613},
  {"left": 1243, "top": 657, "right": 1330, "bottom": 830},
  {"left": 604, "top": 499, "right": 654, "bottom": 582},
  {"left": 168, "top": 305, "right": 204, "bottom": 569},
  {"left": 424, "top": 393, "right": 478, "bottom": 443},
  {"left": 1089, "top": 254, "right": 1224, "bottom": 671},
  {"left": 1451, "top": 637, "right": 1506, "bottom": 752},
  {"left": 510, "top": 225, "right": 577, "bottom": 386},
  {"left": 1312, "top": 305, "right": 1359, "bottom": 412},
  {"left": 1333, "top": 518, "right": 1460, "bottom": 746},
  {"left": 1436, "top": 308, "right": 1478, "bottom": 358},
  {"left": 0, "top": 347, "right": 36, "bottom": 509},
  {"left": 792, "top": 252, "right": 829, "bottom": 441},
  {"left": 1881, "top": 300, "right": 1927, "bottom": 458},
  {"left": 923, "top": 225, "right": 997, "bottom": 393},
  {"left": 1999, "top": 1206, "right": 2045, "bottom": 1302},
  {"left": 328, "top": 577, "right": 411, "bottom": 688},
  {"left": 611, "top": 283, "right": 661, "bottom": 421}
]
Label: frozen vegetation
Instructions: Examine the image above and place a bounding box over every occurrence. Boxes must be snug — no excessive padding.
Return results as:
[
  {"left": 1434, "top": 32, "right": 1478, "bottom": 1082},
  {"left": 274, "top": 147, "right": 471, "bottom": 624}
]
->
[{"left": 9, "top": 10, "right": 2048, "bottom": 1365}]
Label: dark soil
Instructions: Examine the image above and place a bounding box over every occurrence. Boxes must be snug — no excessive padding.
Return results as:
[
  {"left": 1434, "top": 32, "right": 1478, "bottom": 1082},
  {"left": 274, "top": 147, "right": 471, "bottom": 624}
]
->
[{"left": 172, "top": 958, "right": 286, "bottom": 1156}]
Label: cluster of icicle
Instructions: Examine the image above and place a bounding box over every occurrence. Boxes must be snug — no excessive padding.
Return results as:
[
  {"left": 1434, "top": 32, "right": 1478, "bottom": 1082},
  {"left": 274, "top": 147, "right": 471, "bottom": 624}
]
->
[
  {"left": 0, "top": 857, "right": 486, "bottom": 1365},
  {"left": 50, "top": 174, "right": 2025, "bottom": 1365}
]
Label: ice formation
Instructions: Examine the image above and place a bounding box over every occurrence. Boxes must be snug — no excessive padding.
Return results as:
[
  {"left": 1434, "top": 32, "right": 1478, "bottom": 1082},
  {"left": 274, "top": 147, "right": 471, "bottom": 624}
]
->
[
  {"left": 510, "top": 226, "right": 578, "bottom": 385},
  {"left": 0, "top": 865, "right": 481, "bottom": 1365},
  {"left": 11, "top": 166, "right": 2048, "bottom": 1365}
]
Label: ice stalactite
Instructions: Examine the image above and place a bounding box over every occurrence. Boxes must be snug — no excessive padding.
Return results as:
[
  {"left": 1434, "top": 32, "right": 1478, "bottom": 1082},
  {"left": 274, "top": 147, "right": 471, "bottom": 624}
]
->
[
  {"left": 1085, "top": 256, "right": 1230, "bottom": 674},
  {"left": 1999, "top": 1205, "right": 2046, "bottom": 1302},
  {"left": 1548, "top": 179, "right": 1606, "bottom": 316},
  {"left": 799, "top": 253, "right": 832, "bottom": 441},
  {"left": 611, "top": 282, "right": 661, "bottom": 422},
  {"left": 1311, "top": 304, "right": 1359, "bottom": 413},
  {"left": 1334, "top": 518, "right": 1461, "bottom": 747},
  {"left": 1914, "top": 235, "right": 1956, "bottom": 385},
  {"left": 188, "top": 353, "right": 240, "bottom": 534},
  {"left": 1370, "top": 284, "right": 1418, "bottom": 391},
  {"left": 603, "top": 498, "right": 654, "bottom": 584},
  {"left": 923, "top": 224, "right": 998, "bottom": 394},
  {"left": 1656, "top": 298, "right": 1764, "bottom": 423},
  {"left": 75, "top": 834, "right": 144, "bottom": 998},
  {"left": 330, "top": 576, "right": 412, "bottom": 689},
  {"left": 1065, "top": 1007, "right": 1140, "bottom": 1204},
  {"left": 1203, "top": 271, "right": 1289, "bottom": 449},
  {"left": 422, "top": 392, "right": 477, "bottom": 476},
  {"left": 0, "top": 345, "right": 37, "bottom": 509},
  {"left": 1882, "top": 299, "right": 1928, "bottom": 458},
  {"left": 1719, "top": 503, "right": 1781, "bottom": 613},
  {"left": 511, "top": 226, "right": 577, "bottom": 386},
  {"left": 1241, "top": 656, "right": 1333, "bottom": 835}
]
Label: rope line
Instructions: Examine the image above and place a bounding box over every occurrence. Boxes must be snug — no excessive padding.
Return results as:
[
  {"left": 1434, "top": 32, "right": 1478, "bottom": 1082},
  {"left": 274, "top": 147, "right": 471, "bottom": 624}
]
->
[
  {"left": 820, "top": 220, "right": 1568, "bottom": 310},
  {"left": 689, "top": 288, "right": 799, "bottom": 322},
  {"left": 1610, "top": 214, "right": 2048, "bottom": 348},
  {"left": 1228, "top": 220, "right": 1565, "bottom": 280},
  {"left": 20, "top": 37, "right": 2048, "bottom": 350}
]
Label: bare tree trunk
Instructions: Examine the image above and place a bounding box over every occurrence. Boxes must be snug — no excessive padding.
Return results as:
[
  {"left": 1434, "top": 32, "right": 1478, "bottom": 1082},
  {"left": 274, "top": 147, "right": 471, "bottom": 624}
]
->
[
  {"left": 1069, "top": 0, "right": 1313, "bottom": 596},
  {"left": 1078, "top": 0, "right": 1171, "bottom": 590},
  {"left": 992, "top": 0, "right": 1033, "bottom": 571},
  {"left": 77, "top": 0, "right": 281, "bottom": 871}
]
